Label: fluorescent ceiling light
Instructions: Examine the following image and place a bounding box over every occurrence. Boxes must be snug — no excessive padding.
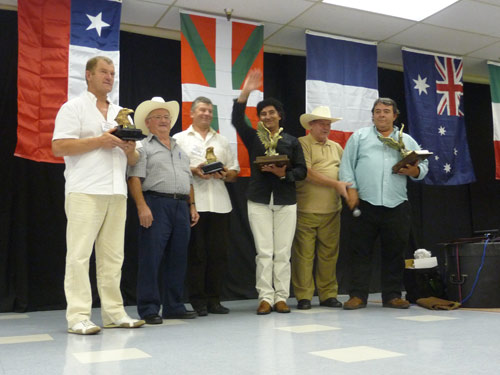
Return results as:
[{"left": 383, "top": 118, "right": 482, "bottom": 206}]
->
[{"left": 322, "top": 0, "right": 459, "bottom": 21}]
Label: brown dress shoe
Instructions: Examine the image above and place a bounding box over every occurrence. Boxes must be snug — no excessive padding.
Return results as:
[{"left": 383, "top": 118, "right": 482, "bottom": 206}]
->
[
  {"left": 257, "top": 301, "right": 272, "bottom": 315},
  {"left": 343, "top": 296, "right": 367, "bottom": 310},
  {"left": 273, "top": 301, "right": 291, "bottom": 313},
  {"left": 383, "top": 298, "right": 410, "bottom": 309}
]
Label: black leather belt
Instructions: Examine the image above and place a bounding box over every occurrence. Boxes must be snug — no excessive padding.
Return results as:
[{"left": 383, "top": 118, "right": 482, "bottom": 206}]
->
[{"left": 144, "top": 191, "right": 190, "bottom": 201}]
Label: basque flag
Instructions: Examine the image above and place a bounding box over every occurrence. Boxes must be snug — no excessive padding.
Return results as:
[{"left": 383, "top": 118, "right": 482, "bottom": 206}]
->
[
  {"left": 403, "top": 48, "right": 475, "bottom": 185},
  {"left": 181, "top": 11, "right": 263, "bottom": 177},
  {"left": 16, "top": 0, "right": 121, "bottom": 163},
  {"left": 305, "top": 31, "right": 378, "bottom": 148}
]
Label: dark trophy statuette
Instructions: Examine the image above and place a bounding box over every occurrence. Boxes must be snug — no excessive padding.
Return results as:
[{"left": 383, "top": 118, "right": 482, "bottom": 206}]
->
[
  {"left": 378, "top": 124, "right": 432, "bottom": 173},
  {"left": 113, "top": 108, "right": 146, "bottom": 141},
  {"left": 254, "top": 122, "right": 290, "bottom": 169},
  {"left": 201, "top": 147, "right": 224, "bottom": 174}
]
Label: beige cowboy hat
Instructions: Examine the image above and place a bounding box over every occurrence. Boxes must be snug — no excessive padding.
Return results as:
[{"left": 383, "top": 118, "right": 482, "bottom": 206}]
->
[
  {"left": 299, "top": 106, "right": 342, "bottom": 130},
  {"left": 134, "top": 97, "right": 180, "bottom": 135}
]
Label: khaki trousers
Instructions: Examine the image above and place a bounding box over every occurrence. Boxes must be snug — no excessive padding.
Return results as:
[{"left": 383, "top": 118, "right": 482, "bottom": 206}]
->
[
  {"left": 64, "top": 193, "right": 127, "bottom": 327},
  {"left": 247, "top": 200, "right": 297, "bottom": 306},
  {"left": 292, "top": 211, "right": 340, "bottom": 301}
]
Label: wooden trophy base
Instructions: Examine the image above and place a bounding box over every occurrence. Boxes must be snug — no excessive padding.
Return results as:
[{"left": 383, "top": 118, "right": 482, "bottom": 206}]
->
[{"left": 254, "top": 155, "right": 291, "bottom": 169}]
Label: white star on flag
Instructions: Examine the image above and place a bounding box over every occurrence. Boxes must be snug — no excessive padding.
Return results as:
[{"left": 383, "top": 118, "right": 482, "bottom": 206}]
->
[
  {"left": 444, "top": 163, "right": 451, "bottom": 173},
  {"left": 438, "top": 126, "right": 446, "bottom": 136},
  {"left": 453, "top": 148, "right": 458, "bottom": 155},
  {"left": 86, "top": 12, "right": 110, "bottom": 37},
  {"left": 413, "top": 74, "right": 430, "bottom": 95},
  {"left": 434, "top": 155, "right": 440, "bottom": 161}
]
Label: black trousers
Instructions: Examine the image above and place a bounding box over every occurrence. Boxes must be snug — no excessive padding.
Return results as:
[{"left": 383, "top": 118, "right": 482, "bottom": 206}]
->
[
  {"left": 348, "top": 200, "right": 411, "bottom": 303},
  {"left": 187, "top": 212, "right": 230, "bottom": 308}
]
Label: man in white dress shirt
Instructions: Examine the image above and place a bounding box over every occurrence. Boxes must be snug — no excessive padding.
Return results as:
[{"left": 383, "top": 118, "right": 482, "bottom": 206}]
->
[
  {"left": 52, "top": 56, "right": 144, "bottom": 334},
  {"left": 173, "top": 96, "right": 239, "bottom": 316}
]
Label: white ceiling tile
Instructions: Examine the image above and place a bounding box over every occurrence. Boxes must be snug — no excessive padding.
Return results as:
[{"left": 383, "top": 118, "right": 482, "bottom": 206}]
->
[
  {"left": 140, "top": 0, "right": 173, "bottom": 4},
  {"left": 175, "top": 0, "right": 313, "bottom": 24},
  {"left": 262, "top": 23, "right": 285, "bottom": 39},
  {"left": 386, "top": 23, "right": 498, "bottom": 56},
  {"left": 469, "top": 41, "right": 500, "bottom": 60},
  {"left": 377, "top": 42, "right": 403, "bottom": 66},
  {"left": 462, "top": 56, "right": 489, "bottom": 78},
  {"left": 470, "top": 0, "right": 500, "bottom": 6},
  {"left": 424, "top": 0, "right": 500, "bottom": 37},
  {"left": 122, "top": 0, "right": 169, "bottom": 27},
  {"left": 290, "top": 3, "right": 415, "bottom": 41},
  {"left": 156, "top": 6, "right": 181, "bottom": 30},
  {"left": 265, "top": 26, "right": 306, "bottom": 51}
]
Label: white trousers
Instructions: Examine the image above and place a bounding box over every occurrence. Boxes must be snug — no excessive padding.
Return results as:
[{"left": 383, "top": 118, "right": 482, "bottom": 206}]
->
[
  {"left": 64, "top": 193, "right": 127, "bottom": 327},
  {"left": 247, "top": 199, "right": 297, "bottom": 305}
]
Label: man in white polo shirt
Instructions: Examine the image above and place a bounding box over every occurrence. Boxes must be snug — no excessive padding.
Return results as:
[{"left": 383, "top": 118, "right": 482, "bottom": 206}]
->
[
  {"left": 52, "top": 56, "right": 144, "bottom": 335},
  {"left": 173, "top": 96, "right": 239, "bottom": 316}
]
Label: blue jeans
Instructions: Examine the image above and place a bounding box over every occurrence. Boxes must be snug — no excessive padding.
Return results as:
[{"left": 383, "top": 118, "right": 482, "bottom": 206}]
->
[{"left": 136, "top": 195, "right": 191, "bottom": 317}]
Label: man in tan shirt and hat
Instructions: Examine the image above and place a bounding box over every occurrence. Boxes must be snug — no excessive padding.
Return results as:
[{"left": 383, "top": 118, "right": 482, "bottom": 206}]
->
[{"left": 292, "top": 106, "right": 351, "bottom": 310}]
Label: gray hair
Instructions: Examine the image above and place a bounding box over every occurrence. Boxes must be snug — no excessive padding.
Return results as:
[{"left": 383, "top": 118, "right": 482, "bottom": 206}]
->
[{"left": 191, "top": 96, "right": 213, "bottom": 111}]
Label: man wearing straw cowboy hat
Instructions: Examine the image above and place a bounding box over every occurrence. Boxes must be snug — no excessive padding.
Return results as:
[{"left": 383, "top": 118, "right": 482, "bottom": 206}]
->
[
  {"left": 292, "top": 106, "right": 351, "bottom": 310},
  {"left": 128, "top": 97, "right": 199, "bottom": 325}
]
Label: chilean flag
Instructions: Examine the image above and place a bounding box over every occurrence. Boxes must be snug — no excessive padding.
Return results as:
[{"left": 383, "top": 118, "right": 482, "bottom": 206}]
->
[
  {"left": 305, "top": 30, "right": 378, "bottom": 148},
  {"left": 16, "top": 0, "right": 121, "bottom": 163}
]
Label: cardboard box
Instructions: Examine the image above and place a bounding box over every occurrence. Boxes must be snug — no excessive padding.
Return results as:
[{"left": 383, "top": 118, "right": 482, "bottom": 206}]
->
[{"left": 405, "top": 257, "right": 438, "bottom": 269}]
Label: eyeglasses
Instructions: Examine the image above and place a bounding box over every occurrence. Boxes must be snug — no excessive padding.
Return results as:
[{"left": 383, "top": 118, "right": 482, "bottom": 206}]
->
[{"left": 147, "top": 115, "right": 171, "bottom": 121}]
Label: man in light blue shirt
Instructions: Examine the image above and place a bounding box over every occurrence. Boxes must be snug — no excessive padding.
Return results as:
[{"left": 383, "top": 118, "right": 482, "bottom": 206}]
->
[{"left": 339, "top": 98, "right": 428, "bottom": 310}]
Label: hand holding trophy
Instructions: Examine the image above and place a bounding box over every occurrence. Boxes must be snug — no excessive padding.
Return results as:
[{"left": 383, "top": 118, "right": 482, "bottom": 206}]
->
[
  {"left": 254, "top": 122, "right": 290, "bottom": 169},
  {"left": 113, "top": 108, "right": 147, "bottom": 141},
  {"left": 378, "top": 124, "right": 432, "bottom": 174},
  {"left": 201, "top": 147, "right": 224, "bottom": 174}
]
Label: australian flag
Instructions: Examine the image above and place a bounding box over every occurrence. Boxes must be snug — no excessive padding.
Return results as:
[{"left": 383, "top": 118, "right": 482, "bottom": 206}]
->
[{"left": 403, "top": 48, "right": 475, "bottom": 185}]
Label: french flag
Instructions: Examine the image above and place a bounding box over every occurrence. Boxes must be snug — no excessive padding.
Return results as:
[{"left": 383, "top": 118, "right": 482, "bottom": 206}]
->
[
  {"left": 16, "top": 0, "right": 121, "bottom": 163},
  {"left": 305, "top": 31, "right": 378, "bottom": 147}
]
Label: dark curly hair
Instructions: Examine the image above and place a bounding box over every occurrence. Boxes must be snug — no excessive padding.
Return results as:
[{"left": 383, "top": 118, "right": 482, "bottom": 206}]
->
[
  {"left": 371, "top": 97, "right": 400, "bottom": 115},
  {"left": 256, "top": 97, "right": 285, "bottom": 127}
]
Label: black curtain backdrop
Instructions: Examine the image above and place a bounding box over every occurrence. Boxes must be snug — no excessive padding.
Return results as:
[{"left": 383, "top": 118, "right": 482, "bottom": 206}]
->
[{"left": 1, "top": 10, "right": 499, "bottom": 312}]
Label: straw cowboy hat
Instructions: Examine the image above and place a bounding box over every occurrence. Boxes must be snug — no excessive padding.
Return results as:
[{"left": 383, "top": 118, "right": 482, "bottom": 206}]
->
[
  {"left": 299, "top": 106, "right": 341, "bottom": 130},
  {"left": 134, "top": 97, "right": 180, "bottom": 135}
]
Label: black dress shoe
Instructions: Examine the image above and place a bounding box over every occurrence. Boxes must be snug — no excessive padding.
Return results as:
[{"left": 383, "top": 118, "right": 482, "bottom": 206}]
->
[
  {"left": 163, "top": 310, "right": 197, "bottom": 319},
  {"left": 208, "top": 303, "right": 230, "bottom": 314},
  {"left": 297, "top": 299, "right": 312, "bottom": 310},
  {"left": 144, "top": 314, "right": 163, "bottom": 325},
  {"left": 320, "top": 297, "right": 343, "bottom": 308},
  {"left": 195, "top": 306, "right": 208, "bottom": 316}
]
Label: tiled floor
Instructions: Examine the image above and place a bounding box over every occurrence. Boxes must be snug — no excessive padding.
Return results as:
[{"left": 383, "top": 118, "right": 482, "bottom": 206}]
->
[{"left": 1, "top": 294, "right": 500, "bottom": 374}]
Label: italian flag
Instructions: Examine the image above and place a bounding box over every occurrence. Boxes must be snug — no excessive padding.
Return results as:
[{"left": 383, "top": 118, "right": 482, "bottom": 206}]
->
[
  {"left": 180, "top": 11, "right": 264, "bottom": 177},
  {"left": 488, "top": 61, "right": 500, "bottom": 180}
]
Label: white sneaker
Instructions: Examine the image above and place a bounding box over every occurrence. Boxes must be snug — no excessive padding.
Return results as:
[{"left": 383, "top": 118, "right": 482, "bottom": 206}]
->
[
  {"left": 68, "top": 320, "right": 101, "bottom": 335},
  {"left": 103, "top": 315, "right": 145, "bottom": 328}
]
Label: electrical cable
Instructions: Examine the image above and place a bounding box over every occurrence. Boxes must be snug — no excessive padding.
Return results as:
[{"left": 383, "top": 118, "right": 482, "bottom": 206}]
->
[{"left": 461, "top": 238, "right": 490, "bottom": 304}]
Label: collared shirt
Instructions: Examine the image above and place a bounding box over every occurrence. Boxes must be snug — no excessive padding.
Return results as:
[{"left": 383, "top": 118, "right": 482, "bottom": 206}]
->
[
  {"left": 339, "top": 125, "right": 429, "bottom": 208},
  {"left": 231, "top": 100, "right": 307, "bottom": 206},
  {"left": 53, "top": 91, "right": 127, "bottom": 196},
  {"left": 296, "top": 133, "right": 343, "bottom": 214},
  {"left": 173, "top": 125, "right": 240, "bottom": 214},
  {"left": 128, "top": 134, "right": 192, "bottom": 195}
]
